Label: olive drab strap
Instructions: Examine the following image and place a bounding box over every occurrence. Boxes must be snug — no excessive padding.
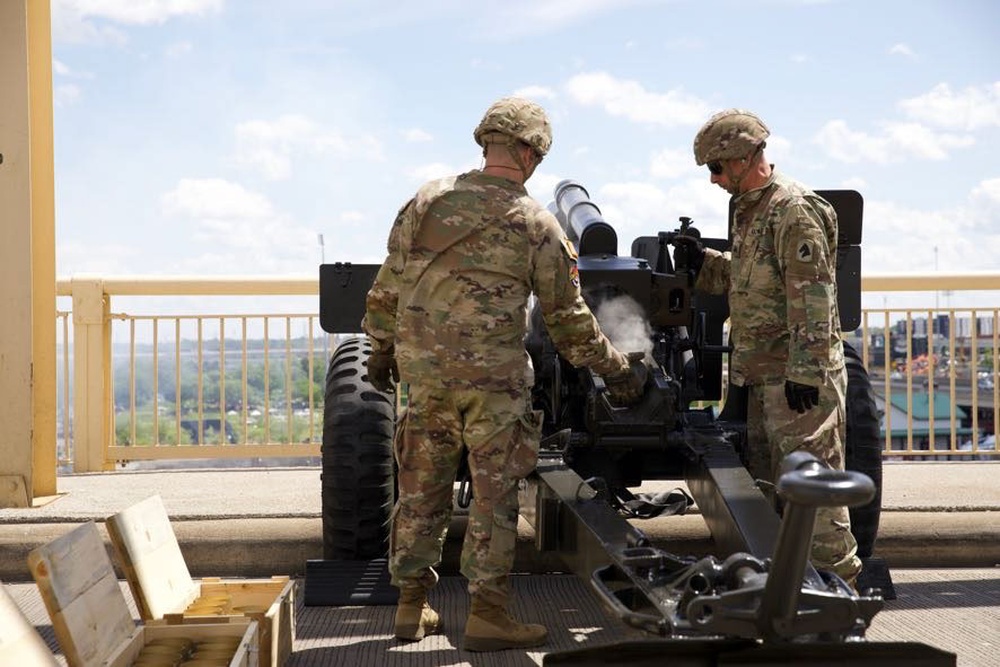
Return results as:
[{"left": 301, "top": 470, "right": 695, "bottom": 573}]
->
[
  {"left": 582, "top": 475, "right": 694, "bottom": 519},
  {"left": 617, "top": 487, "right": 695, "bottom": 519}
]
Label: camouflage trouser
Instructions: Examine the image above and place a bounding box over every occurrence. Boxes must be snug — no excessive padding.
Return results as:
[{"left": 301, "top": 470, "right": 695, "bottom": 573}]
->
[
  {"left": 745, "top": 369, "right": 862, "bottom": 583},
  {"left": 388, "top": 384, "right": 542, "bottom": 604}
]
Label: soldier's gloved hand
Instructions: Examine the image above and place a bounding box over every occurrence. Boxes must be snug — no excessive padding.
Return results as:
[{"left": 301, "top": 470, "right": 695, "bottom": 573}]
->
[
  {"left": 784, "top": 380, "right": 819, "bottom": 413},
  {"left": 604, "top": 352, "right": 649, "bottom": 406},
  {"left": 368, "top": 348, "right": 399, "bottom": 393},
  {"left": 670, "top": 234, "right": 705, "bottom": 276}
]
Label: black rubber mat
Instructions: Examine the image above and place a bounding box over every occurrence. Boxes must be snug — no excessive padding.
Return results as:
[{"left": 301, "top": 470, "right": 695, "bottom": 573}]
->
[{"left": 303, "top": 558, "right": 398, "bottom": 606}]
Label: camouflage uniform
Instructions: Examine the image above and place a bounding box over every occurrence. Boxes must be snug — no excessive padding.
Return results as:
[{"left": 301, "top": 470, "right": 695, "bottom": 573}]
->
[
  {"left": 362, "top": 169, "right": 630, "bottom": 603},
  {"left": 695, "top": 169, "right": 861, "bottom": 583}
]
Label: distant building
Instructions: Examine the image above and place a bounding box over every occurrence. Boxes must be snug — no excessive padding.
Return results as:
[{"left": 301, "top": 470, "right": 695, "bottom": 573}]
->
[{"left": 876, "top": 390, "right": 975, "bottom": 459}]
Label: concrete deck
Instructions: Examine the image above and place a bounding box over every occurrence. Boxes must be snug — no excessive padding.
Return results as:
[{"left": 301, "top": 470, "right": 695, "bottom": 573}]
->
[
  {"left": 1, "top": 461, "right": 998, "bottom": 666},
  {"left": 1, "top": 461, "right": 997, "bottom": 580},
  {"left": 4, "top": 569, "right": 997, "bottom": 666}
]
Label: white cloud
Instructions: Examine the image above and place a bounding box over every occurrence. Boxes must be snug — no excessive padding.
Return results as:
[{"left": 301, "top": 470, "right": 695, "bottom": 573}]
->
[
  {"left": 888, "top": 43, "right": 917, "bottom": 59},
  {"left": 592, "top": 179, "right": 730, "bottom": 249},
  {"left": 52, "top": 9, "right": 128, "bottom": 45},
  {"left": 408, "top": 162, "right": 458, "bottom": 183},
  {"left": 52, "top": 59, "right": 93, "bottom": 79},
  {"left": 526, "top": 171, "right": 563, "bottom": 205},
  {"left": 814, "top": 119, "right": 974, "bottom": 163},
  {"left": 513, "top": 85, "right": 557, "bottom": 101},
  {"left": 814, "top": 81, "right": 996, "bottom": 165},
  {"left": 663, "top": 36, "right": 703, "bottom": 51},
  {"left": 862, "top": 179, "right": 1000, "bottom": 276},
  {"left": 840, "top": 176, "right": 868, "bottom": 190},
  {"left": 970, "top": 177, "right": 1000, "bottom": 207},
  {"left": 469, "top": 58, "right": 503, "bottom": 72},
  {"left": 55, "top": 84, "right": 82, "bottom": 107},
  {"left": 650, "top": 148, "right": 694, "bottom": 179},
  {"left": 60, "top": 0, "right": 223, "bottom": 26},
  {"left": 160, "top": 178, "right": 324, "bottom": 275},
  {"left": 403, "top": 128, "right": 434, "bottom": 143},
  {"left": 565, "top": 71, "right": 712, "bottom": 127},
  {"left": 339, "top": 211, "right": 366, "bottom": 224},
  {"left": 232, "top": 115, "right": 382, "bottom": 181},
  {"left": 52, "top": 0, "right": 221, "bottom": 44},
  {"left": 488, "top": 0, "right": 661, "bottom": 37},
  {"left": 165, "top": 41, "right": 193, "bottom": 58},
  {"left": 814, "top": 120, "right": 891, "bottom": 163},
  {"left": 882, "top": 121, "right": 975, "bottom": 159},
  {"left": 898, "top": 82, "right": 1000, "bottom": 131},
  {"left": 52, "top": 59, "right": 92, "bottom": 104},
  {"left": 162, "top": 178, "right": 274, "bottom": 220},
  {"left": 764, "top": 134, "right": 793, "bottom": 162},
  {"left": 57, "top": 240, "right": 138, "bottom": 275}
]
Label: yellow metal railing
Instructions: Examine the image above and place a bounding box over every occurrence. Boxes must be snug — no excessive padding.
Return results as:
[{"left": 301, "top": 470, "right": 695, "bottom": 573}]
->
[
  {"left": 111, "top": 313, "right": 327, "bottom": 451},
  {"left": 55, "top": 273, "right": 1000, "bottom": 472},
  {"left": 859, "top": 308, "right": 998, "bottom": 458},
  {"left": 861, "top": 272, "right": 999, "bottom": 460}
]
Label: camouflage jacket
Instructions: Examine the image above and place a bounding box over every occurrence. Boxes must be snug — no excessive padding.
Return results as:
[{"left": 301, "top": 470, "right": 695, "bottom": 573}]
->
[
  {"left": 695, "top": 169, "right": 845, "bottom": 387},
  {"left": 362, "top": 170, "right": 628, "bottom": 391}
]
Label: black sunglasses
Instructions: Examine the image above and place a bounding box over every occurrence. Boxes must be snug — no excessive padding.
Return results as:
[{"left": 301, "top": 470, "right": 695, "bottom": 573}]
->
[{"left": 707, "top": 161, "right": 723, "bottom": 176}]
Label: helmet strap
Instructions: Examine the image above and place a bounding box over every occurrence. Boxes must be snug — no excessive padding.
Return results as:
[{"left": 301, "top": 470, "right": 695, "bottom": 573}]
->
[
  {"left": 731, "top": 144, "right": 763, "bottom": 194},
  {"left": 483, "top": 136, "right": 538, "bottom": 182},
  {"left": 506, "top": 139, "right": 536, "bottom": 179}
]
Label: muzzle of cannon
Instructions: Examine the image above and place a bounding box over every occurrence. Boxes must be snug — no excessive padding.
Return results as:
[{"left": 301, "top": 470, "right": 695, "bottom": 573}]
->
[{"left": 554, "top": 179, "right": 618, "bottom": 256}]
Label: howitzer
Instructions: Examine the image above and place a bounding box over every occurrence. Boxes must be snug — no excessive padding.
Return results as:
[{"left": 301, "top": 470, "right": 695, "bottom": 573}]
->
[{"left": 307, "top": 179, "right": 954, "bottom": 665}]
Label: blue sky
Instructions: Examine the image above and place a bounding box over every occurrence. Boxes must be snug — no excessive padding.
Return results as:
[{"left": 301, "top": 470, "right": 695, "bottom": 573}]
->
[{"left": 49, "top": 0, "right": 999, "bottom": 313}]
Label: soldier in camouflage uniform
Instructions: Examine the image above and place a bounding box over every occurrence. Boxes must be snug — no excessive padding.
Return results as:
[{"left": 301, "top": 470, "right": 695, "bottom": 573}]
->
[
  {"left": 674, "top": 109, "right": 862, "bottom": 585},
  {"left": 361, "top": 96, "right": 647, "bottom": 651}
]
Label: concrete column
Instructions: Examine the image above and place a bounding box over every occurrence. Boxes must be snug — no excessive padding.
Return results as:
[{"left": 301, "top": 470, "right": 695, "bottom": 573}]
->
[{"left": 0, "top": 0, "right": 57, "bottom": 506}]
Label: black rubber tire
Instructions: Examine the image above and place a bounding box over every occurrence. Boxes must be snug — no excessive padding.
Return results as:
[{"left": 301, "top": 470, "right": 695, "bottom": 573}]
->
[
  {"left": 843, "top": 340, "right": 883, "bottom": 559},
  {"left": 321, "top": 336, "right": 396, "bottom": 560}
]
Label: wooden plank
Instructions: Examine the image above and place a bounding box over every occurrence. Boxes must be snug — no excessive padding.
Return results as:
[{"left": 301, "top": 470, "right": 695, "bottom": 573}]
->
[
  {"left": 105, "top": 494, "right": 197, "bottom": 619},
  {"left": 0, "top": 580, "right": 59, "bottom": 666},
  {"left": 27, "top": 522, "right": 136, "bottom": 667},
  {"left": 105, "top": 618, "right": 258, "bottom": 667}
]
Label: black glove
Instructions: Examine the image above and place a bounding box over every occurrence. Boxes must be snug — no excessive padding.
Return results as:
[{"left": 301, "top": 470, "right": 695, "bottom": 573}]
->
[
  {"left": 670, "top": 233, "right": 705, "bottom": 276},
  {"left": 368, "top": 348, "right": 399, "bottom": 393},
  {"left": 784, "top": 380, "right": 819, "bottom": 413},
  {"left": 604, "top": 352, "right": 649, "bottom": 406}
]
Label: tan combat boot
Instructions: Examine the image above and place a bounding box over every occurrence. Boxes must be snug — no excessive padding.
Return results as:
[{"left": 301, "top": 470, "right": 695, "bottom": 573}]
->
[
  {"left": 463, "top": 596, "right": 547, "bottom": 652},
  {"left": 394, "top": 587, "right": 441, "bottom": 641}
]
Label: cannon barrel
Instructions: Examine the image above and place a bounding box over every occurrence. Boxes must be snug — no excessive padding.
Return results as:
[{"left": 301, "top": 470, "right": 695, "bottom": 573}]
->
[{"left": 554, "top": 179, "right": 618, "bottom": 256}]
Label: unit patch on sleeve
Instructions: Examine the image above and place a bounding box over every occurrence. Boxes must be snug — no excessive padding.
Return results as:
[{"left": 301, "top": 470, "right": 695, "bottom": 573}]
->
[
  {"left": 569, "top": 264, "right": 580, "bottom": 287},
  {"left": 796, "top": 240, "right": 815, "bottom": 263}
]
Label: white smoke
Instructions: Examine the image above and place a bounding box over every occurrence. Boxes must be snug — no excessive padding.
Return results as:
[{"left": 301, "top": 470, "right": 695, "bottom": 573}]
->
[{"left": 595, "top": 294, "right": 654, "bottom": 361}]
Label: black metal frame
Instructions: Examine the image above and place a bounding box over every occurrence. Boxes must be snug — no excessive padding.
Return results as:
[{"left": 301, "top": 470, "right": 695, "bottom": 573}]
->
[{"left": 313, "top": 179, "right": 955, "bottom": 664}]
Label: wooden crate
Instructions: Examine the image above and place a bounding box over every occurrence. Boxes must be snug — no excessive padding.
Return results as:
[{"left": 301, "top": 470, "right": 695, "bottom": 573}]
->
[
  {"left": 27, "top": 521, "right": 258, "bottom": 667},
  {"left": 105, "top": 495, "right": 295, "bottom": 667},
  {"left": 0, "top": 579, "right": 60, "bottom": 666}
]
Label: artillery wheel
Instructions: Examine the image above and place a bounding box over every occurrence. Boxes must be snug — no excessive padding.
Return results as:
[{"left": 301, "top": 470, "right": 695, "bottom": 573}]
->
[
  {"left": 321, "top": 335, "right": 396, "bottom": 560},
  {"left": 844, "top": 340, "right": 882, "bottom": 558}
]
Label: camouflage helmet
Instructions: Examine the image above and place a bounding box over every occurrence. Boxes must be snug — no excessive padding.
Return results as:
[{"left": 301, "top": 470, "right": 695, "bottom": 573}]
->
[
  {"left": 692, "top": 109, "right": 770, "bottom": 165},
  {"left": 474, "top": 96, "right": 552, "bottom": 157}
]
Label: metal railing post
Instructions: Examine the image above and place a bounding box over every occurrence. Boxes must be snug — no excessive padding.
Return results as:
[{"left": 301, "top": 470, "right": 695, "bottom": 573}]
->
[{"left": 71, "top": 278, "right": 112, "bottom": 472}]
